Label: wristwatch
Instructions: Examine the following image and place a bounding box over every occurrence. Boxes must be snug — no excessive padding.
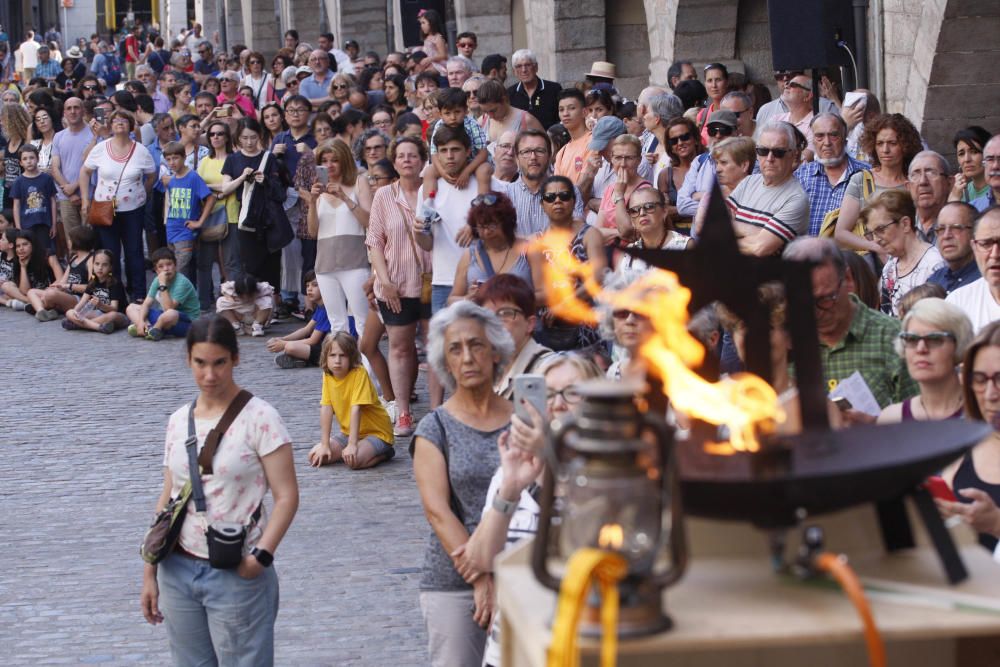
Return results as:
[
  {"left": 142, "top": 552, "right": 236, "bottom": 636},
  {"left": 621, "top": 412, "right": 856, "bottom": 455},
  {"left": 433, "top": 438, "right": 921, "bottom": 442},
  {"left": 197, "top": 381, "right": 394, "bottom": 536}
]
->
[
  {"left": 157, "top": 285, "right": 169, "bottom": 292},
  {"left": 492, "top": 494, "right": 518, "bottom": 516},
  {"left": 251, "top": 547, "right": 274, "bottom": 567},
  {"left": 612, "top": 195, "right": 625, "bottom": 205}
]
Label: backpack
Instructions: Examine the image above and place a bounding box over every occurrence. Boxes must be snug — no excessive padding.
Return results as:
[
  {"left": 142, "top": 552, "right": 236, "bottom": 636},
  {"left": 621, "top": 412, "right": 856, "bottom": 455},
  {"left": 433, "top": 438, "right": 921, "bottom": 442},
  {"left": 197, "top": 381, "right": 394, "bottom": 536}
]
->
[
  {"left": 819, "top": 169, "right": 875, "bottom": 239},
  {"left": 96, "top": 52, "right": 122, "bottom": 87}
]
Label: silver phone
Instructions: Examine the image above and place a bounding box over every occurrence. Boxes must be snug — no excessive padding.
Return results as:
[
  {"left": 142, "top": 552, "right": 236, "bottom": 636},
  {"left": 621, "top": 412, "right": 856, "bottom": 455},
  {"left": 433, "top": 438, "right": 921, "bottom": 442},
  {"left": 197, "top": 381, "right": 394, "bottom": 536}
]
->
[
  {"left": 513, "top": 374, "right": 547, "bottom": 428},
  {"left": 315, "top": 165, "right": 329, "bottom": 186}
]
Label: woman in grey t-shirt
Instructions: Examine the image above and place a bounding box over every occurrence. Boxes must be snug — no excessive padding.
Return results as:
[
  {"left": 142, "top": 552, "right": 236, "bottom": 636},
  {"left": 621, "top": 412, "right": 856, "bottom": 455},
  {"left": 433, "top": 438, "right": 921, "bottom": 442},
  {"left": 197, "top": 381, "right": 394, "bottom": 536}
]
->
[{"left": 411, "top": 301, "right": 515, "bottom": 667}]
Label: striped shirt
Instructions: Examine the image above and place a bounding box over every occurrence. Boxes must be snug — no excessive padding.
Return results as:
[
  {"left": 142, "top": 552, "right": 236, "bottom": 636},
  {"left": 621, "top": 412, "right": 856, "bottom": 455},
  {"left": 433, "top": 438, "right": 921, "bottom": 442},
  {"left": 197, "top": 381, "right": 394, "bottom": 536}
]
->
[
  {"left": 727, "top": 174, "right": 810, "bottom": 247},
  {"left": 492, "top": 176, "right": 585, "bottom": 237},
  {"left": 366, "top": 182, "right": 432, "bottom": 300}
]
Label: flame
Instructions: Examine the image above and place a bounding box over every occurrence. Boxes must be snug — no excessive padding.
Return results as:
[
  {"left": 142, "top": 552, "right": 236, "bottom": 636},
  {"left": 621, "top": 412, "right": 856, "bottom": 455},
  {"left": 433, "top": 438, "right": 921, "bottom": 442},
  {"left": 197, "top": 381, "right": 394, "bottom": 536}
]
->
[
  {"left": 598, "top": 523, "right": 624, "bottom": 550},
  {"left": 532, "top": 232, "right": 785, "bottom": 454}
]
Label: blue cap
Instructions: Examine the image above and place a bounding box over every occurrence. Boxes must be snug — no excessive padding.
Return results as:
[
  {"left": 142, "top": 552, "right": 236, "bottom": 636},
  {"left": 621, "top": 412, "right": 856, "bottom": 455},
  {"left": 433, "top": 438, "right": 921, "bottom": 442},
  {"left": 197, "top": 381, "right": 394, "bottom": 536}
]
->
[{"left": 588, "top": 116, "right": 626, "bottom": 151}]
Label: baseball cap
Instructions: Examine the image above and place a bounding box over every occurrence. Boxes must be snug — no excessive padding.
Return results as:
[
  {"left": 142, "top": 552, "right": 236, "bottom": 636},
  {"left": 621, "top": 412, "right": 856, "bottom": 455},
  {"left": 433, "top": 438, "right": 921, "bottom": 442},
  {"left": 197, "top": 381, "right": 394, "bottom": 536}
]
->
[
  {"left": 588, "top": 116, "right": 626, "bottom": 151},
  {"left": 706, "top": 110, "right": 738, "bottom": 129},
  {"left": 296, "top": 66, "right": 313, "bottom": 78}
]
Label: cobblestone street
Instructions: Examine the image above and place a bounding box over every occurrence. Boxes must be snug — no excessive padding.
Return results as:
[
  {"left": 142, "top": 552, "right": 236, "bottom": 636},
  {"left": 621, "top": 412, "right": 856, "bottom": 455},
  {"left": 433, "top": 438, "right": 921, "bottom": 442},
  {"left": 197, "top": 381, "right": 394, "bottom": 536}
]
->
[{"left": 1, "top": 308, "right": 430, "bottom": 665}]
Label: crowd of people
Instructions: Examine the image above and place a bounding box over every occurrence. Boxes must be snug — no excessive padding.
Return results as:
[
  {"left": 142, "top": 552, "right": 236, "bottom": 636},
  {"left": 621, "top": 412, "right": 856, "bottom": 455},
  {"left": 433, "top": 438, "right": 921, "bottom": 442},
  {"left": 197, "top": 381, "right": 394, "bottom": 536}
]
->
[{"left": 4, "top": 16, "right": 1000, "bottom": 667}]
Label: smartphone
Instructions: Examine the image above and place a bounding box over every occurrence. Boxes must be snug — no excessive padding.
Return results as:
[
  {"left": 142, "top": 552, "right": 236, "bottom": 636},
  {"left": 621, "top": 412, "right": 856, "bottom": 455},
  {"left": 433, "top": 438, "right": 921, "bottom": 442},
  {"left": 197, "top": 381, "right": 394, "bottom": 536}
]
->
[
  {"left": 315, "top": 165, "right": 329, "bottom": 186},
  {"left": 832, "top": 396, "right": 853, "bottom": 411},
  {"left": 513, "top": 374, "right": 547, "bottom": 428},
  {"left": 47, "top": 80, "right": 57, "bottom": 89},
  {"left": 94, "top": 107, "right": 106, "bottom": 123},
  {"left": 218, "top": 105, "right": 232, "bottom": 118},
  {"left": 924, "top": 476, "right": 957, "bottom": 502}
]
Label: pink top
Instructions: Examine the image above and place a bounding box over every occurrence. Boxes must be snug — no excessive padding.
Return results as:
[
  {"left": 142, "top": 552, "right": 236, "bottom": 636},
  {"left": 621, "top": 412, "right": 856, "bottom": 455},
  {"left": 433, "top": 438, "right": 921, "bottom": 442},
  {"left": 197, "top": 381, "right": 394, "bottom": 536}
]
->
[
  {"left": 366, "top": 182, "right": 433, "bottom": 300},
  {"left": 423, "top": 35, "right": 448, "bottom": 76}
]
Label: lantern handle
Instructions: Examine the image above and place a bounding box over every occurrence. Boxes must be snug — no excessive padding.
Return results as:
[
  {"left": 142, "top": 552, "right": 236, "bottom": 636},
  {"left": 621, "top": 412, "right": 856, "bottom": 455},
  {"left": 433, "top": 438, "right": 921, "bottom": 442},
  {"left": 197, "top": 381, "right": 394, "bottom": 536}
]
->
[
  {"left": 531, "top": 415, "right": 579, "bottom": 592},
  {"left": 642, "top": 412, "right": 688, "bottom": 589}
]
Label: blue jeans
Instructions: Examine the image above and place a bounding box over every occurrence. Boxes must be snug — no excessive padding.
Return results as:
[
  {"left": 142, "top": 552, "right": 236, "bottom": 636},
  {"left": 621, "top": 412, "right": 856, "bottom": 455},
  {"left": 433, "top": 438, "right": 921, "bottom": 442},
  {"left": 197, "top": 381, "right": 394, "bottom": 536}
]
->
[
  {"left": 158, "top": 552, "right": 280, "bottom": 666},
  {"left": 98, "top": 205, "right": 147, "bottom": 302},
  {"left": 431, "top": 284, "right": 452, "bottom": 316}
]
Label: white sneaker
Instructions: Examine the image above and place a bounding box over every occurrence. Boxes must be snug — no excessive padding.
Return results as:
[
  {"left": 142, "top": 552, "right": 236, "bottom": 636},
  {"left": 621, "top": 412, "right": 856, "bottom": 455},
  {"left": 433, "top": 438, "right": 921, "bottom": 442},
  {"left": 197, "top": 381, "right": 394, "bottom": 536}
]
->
[
  {"left": 382, "top": 399, "right": 397, "bottom": 424},
  {"left": 251, "top": 322, "right": 265, "bottom": 337},
  {"left": 231, "top": 319, "right": 242, "bottom": 334},
  {"left": 10, "top": 299, "right": 26, "bottom": 311}
]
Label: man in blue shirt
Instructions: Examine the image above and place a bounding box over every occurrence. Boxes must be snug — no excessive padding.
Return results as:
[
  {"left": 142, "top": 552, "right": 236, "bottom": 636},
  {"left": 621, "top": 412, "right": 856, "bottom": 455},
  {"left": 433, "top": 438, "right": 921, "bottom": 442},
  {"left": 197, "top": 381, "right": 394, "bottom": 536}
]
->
[
  {"left": 927, "top": 201, "right": 981, "bottom": 293},
  {"left": 34, "top": 45, "right": 61, "bottom": 80},
  {"left": 299, "top": 50, "right": 335, "bottom": 106},
  {"left": 794, "top": 113, "right": 869, "bottom": 237}
]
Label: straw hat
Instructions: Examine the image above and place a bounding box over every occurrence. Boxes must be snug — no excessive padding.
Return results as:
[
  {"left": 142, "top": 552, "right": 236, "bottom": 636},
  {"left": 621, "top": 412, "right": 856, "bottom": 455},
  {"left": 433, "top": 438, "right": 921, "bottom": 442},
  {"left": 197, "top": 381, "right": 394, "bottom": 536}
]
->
[{"left": 586, "top": 61, "right": 617, "bottom": 80}]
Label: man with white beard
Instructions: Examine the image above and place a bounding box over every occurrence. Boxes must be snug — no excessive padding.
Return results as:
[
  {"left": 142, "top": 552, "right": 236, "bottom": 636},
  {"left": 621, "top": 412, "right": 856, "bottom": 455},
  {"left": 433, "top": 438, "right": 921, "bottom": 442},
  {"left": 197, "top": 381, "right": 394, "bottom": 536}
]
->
[{"left": 794, "top": 112, "right": 870, "bottom": 236}]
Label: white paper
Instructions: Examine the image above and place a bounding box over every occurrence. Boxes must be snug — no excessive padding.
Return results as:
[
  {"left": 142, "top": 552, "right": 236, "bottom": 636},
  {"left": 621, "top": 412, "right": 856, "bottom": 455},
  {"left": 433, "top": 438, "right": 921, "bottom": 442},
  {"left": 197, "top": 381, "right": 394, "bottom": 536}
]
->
[
  {"left": 828, "top": 371, "right": 881, "bottom": 417},
  {"left": 843, "top": 90, "right": 866, "bottom": 109}
]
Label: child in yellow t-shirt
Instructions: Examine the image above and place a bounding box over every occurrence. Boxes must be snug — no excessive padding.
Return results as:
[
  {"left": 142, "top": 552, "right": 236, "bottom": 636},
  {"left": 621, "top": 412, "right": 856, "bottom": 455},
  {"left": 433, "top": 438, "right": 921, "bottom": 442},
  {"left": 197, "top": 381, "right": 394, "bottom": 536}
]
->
[{"left": 308, "top": 331, "right": 395, "bottom": 470}]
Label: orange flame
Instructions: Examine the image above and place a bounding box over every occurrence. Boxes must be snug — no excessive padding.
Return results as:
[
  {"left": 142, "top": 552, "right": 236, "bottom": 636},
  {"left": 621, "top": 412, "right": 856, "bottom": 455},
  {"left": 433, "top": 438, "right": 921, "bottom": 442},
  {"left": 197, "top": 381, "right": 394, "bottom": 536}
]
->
[
  {"left": 598, "top": 523, "right": 624, "bottom": 550},
  {"left": 532, "top": 231, "right": 784, "bottom": 454}
]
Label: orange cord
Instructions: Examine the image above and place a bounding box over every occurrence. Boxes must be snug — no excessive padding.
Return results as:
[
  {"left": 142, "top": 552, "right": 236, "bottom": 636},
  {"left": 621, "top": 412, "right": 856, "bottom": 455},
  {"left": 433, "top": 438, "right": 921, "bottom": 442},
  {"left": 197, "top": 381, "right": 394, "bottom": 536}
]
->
[{"left": 814, "top": 552, "right": 887, "bottom": 667}]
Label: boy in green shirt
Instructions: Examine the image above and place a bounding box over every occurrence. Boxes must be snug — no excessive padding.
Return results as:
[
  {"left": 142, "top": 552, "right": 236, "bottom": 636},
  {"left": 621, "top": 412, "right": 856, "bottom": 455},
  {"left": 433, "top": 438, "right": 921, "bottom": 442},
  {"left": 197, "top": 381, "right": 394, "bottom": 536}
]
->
[{"left": 125, "top": 247, "right": 200, "bottom": 340}]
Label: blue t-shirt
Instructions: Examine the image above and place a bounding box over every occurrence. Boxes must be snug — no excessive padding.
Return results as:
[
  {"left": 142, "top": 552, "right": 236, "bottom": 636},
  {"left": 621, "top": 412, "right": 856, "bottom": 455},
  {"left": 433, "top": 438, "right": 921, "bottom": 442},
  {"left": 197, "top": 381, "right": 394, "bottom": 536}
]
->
[
  {"left": 312, "top": 305, "right": 331, "bottom": 334},
  {"left": 165, "top": 170, "right": 212, "bottom": 244},
  {"left": 11, "top": 172, "right": 57, "bottom": 229}
]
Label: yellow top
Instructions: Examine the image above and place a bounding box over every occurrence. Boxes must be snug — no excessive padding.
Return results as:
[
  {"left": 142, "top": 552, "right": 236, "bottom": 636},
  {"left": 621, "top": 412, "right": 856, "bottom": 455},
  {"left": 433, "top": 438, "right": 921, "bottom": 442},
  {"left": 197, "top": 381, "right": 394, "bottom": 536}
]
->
[{"left": 320, "top": 366, "right": 394, "bottom": 445}]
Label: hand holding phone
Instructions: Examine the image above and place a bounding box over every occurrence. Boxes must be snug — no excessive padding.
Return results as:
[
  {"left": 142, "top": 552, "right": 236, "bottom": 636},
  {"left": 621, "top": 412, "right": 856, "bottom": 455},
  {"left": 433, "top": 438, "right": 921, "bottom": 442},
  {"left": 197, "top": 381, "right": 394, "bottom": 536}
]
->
[
  {"left": 924, "top": 476, "right": 957, "bottom": 502},
  {"left": 832, "top": 396, "right": 853, "bottom": 411},
  {"left": 513, "top": 374, "right": 547, "bottom": 429},
  {"left": 315, "top": 165, "right": 329, "bottom": 186}
]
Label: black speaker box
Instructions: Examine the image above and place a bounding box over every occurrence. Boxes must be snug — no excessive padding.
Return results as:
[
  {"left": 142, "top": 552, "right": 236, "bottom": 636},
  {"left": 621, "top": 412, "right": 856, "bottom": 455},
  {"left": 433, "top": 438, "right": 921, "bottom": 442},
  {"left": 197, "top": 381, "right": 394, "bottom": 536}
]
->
[{"left": 767, "top": 0, "right": 856, "bottom": 71}]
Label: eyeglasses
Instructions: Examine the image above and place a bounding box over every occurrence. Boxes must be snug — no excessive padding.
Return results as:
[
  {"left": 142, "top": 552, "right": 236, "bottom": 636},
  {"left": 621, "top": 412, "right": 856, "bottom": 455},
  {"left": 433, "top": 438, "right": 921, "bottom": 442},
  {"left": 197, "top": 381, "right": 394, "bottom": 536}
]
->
[
  {"left": 932, "top": 223, "right": 972, "bottom": 235},
  {"left": 287, "top": 80, "right": 299, "bottom": 86},
  {"left": 707, "top": 125, "right": 734, "bottom": 137},
  {"left": 667, "top": 132, "right": 693, "bottom": 146},
  {"left": 474, "top": 221, "right": 500, "bottom": 231},
  {"left": 611, "top": 154, "right": 640, "bottom": 163},
  {"left": 517, "top": 147, "right": 548, "bottom": 157},
  {"left": 983, "top": 155, "right": 1000, "bottom": 165},
  {"left": 908, "top": 168, "right": 947, "bottom": 183},
  {"left": 546, "top": 387, "right": 582, "bottom": 404},
  {"left": 285, "top": 107, "right": 308, "bottom": 114},
  {"left": 972, "top": 371, "right": 1000, "bottom": 391},
  {"left": 756, "top": 146, "right": 791, "bottom": 159},
  {"left": 863, "top": 219, "right": 901, "bottom": 241},
  {"left": 249, "top": 60, "right": 262, "bottom": 65},
  {"left": 612, "top": 309, "right": 648, "bottom": 321},
  {"left": 373, "top": 119, "right": 391, "bottom": 127},
  {"left": 495, "top": 307, "right": 523, "bottom": 322},
  {"left": 208, "top": 131, "right": 227, "bottom": 137},
  {"left": 973, "top": 237, "right": 1000, "bottom": 252},
  {"left": 542, "top": 191, "right": 574, "bottom": 203},
  {"left": 898, "top": 331, "right": 956, "bottom": 349},
  {"left": 367, "top": 174, "right": 392, "bottom": 184},
  {"left": 627, "top": 202, "right": 663, "bottom": 218},
  {"left": 472, "top": 194, "right": 499, "bottom": 207},
  {"left": 495, "top": 142, "right": 513, "bottom": 152},
  {"left": 814, "top": 277, "right": 845, "bottom": 310}
]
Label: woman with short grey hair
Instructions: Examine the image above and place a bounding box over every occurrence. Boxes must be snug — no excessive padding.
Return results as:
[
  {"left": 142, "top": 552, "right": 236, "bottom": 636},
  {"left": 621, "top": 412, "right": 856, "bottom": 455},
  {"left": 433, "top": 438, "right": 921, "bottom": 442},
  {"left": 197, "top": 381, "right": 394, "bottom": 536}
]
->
[
  {"left": 411, "top": 301, "right": 515, "bottom": 667},
  {"left": 352, "top": 127, "right": 391, "bottom": 171}
]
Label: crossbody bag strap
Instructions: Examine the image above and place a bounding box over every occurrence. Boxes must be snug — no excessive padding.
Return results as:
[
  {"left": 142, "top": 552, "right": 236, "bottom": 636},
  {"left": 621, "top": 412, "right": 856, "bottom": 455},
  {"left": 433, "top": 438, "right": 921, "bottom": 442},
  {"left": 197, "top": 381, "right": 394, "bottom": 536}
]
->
[
  {"left": 402, "top": 196, "right": 429, "bottom": 274},
  {"left": 186, "top": 399, "right": 207, "bottom": 512},
  {"left": 197, "top": 389, "right": 254, "bottom": 474}
]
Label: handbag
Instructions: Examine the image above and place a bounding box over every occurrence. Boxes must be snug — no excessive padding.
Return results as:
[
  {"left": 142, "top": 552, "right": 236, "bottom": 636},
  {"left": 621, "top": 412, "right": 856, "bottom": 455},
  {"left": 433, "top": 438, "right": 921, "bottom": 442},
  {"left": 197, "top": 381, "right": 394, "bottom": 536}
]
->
[
  {"left": 199, "top": 203, "right": 229, "bottom": 242},
  {"left": 140, "top": 390, "right": 254, "bottom": 565},
  {"left": 404, "top": 201, "right": 433, "bottom": 304},
  {"left": 87, "top": 141, "right": 136, "bottom": 228}
]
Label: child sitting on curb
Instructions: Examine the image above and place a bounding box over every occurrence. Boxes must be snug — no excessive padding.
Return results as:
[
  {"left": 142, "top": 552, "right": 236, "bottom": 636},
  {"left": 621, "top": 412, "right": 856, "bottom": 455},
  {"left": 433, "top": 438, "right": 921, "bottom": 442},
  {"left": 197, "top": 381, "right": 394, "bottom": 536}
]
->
[
  {"left": 125, "top": 247, "right": 200, "bottom": 340},
  {"left": 266, "top": 271, "right": 330, "bottom": 368}
]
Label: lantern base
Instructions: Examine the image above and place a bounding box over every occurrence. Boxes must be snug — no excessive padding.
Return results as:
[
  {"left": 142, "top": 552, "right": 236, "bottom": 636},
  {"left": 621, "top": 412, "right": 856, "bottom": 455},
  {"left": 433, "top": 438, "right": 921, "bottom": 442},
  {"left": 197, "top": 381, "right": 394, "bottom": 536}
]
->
[{"left": 579, "top": 584, "right": 673, "bottom": 638}]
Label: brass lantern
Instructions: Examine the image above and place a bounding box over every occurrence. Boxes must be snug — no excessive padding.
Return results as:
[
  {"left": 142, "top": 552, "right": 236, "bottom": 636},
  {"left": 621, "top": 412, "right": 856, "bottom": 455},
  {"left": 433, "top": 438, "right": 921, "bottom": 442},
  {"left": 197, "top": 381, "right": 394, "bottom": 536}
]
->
[{"left": 532, "top": 380, "right": 687, "bottom": 637}]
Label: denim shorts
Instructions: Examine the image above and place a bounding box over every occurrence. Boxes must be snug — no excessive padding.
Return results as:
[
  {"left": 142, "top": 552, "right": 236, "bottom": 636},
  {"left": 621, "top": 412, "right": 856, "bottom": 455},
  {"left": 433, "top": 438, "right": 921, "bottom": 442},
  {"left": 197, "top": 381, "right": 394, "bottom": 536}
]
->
[
  {"left": 149, "top": 308, "right": 193, "bottom": 336},
  {"left": 331, "top": 431, "right": 396, "bottom": 460}
]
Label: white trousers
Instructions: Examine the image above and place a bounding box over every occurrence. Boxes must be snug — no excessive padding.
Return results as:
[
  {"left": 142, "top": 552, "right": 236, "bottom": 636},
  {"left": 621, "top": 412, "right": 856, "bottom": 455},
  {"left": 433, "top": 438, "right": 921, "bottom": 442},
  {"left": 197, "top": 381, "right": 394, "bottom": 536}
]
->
[{"left": 316, "top": 267, "right": 370, "bottom": 336}]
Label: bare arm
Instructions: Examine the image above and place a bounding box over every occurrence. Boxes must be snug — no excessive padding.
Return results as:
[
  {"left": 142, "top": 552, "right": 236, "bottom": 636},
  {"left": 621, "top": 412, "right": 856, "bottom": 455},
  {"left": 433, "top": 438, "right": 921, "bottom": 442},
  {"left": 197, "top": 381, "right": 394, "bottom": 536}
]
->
[
  {"left": 834, "top": 195, "right": 881, "bottom": 253},
  {"left": 254, "top": 444, "right": 299, "bottom": 554},
  {"left": 447, "top": 251, "right": 472, "bottom": 304},
  {"left": 413, "top": 437, "right": 478, "bottom": 577},
  {"left": 320, "top": 404, "right": 335, "bottom": 447},
  {"left": 734, "top": 224, "right": 785, "bottom": 257}
]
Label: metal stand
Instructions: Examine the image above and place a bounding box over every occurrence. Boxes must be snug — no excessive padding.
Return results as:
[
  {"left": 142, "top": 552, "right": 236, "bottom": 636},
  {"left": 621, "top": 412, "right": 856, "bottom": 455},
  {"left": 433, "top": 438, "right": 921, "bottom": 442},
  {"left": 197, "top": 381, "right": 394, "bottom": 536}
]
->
[{"left": 876, "top": 489, "right": 968, "bottom": 584}]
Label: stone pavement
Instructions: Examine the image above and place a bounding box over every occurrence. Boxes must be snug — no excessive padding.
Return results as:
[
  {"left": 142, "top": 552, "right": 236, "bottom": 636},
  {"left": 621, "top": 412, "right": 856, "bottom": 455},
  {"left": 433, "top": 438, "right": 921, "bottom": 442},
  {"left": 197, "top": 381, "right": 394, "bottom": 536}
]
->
[{"left": 0, "top": 308, "right": 431, "bottom": 665}]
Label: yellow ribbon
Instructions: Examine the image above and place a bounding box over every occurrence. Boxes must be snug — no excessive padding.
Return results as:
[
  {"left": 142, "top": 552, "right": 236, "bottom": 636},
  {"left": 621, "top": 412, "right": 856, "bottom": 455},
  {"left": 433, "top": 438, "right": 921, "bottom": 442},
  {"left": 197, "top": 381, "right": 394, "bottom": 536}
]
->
[{"left": 547, "top": 548, "right": 628, "bottom": 667}]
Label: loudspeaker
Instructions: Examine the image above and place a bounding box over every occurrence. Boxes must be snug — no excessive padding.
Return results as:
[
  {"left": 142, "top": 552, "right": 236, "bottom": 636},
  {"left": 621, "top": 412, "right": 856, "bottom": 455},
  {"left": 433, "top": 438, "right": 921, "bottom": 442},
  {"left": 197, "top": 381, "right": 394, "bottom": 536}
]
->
[
  {"left": 398, "top": 0, "right": 448, "bottom": 48},
  {"left": 767, "top": 0, "right": 856, "bottom": 71}
]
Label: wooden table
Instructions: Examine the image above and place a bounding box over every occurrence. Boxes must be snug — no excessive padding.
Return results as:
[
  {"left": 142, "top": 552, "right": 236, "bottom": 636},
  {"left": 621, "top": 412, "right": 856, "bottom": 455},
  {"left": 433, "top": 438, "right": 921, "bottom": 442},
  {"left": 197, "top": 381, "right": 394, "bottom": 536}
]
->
[{"left": 496, "top": 505, "right": 1000, "bottom": 667}]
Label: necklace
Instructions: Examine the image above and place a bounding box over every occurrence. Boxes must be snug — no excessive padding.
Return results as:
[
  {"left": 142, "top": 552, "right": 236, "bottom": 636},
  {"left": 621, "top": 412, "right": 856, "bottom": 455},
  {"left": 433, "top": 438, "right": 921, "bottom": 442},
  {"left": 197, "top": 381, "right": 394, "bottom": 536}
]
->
[
  {"left": 918, "top": 394, "right": 963, "bottom": 420},
  {"left": 488, "top": 243, "right": 513, "bottom": 272}
]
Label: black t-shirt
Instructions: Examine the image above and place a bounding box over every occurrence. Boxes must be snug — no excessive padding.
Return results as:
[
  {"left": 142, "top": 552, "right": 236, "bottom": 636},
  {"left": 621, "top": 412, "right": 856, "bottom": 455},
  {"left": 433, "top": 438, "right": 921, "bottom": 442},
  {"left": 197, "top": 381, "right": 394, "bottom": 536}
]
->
[
  {"left": 86, "top": 279, "right": 126, "bottom": 306},
  {"left": 0, "top": 253, "right": 14, "bottom": 283},
  {"left": 221, "top": 151, "right": 266, "bottom": 202},
  {"left": 12, "top": 261, "right": 52, "bottom": 290}
]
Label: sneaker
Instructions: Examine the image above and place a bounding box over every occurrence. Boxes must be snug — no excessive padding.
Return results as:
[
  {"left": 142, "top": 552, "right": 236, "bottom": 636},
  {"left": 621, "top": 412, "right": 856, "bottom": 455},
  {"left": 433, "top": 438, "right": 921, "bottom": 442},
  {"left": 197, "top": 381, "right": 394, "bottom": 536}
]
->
[
  {"left": 9, "top": 299, "right": 27, "bottom": 311},
  {"left": 274, "top": 353, "right": 307, "bottom": 369},
  {"left": 250, "top": 321, "right": 265, "bottom": 337},
  {"left": 98, "top": 322, "right": 115, "bottom": 335},
  {"left": 127, "top": 324, "right": 141, "bottom": 337},
  {"left": 36, "top": 309, "right": 60, "bottom": 322},
  {"left": 146, "top": 327, "right": 164, "bottom": 341},
  {"left": 62, "top": 319, "right": 79, "bottom": 331},
  {"left": 394, "top": 412, "right": 415, "bottom": 438},
  {"left": 231, "top": 319, "right": 242, "bottom": 334},
  {"left": 291, "top": 308, "right": 307, "bottom": 321},
  {"left": 25, "top": 304, "right": 36, "bottom": 315},
  {"left": 382, "top": 399, "right": 398, "bottom": 425},
  {"left": 273, "top": 305, "right": 291, "bottom": 321}
]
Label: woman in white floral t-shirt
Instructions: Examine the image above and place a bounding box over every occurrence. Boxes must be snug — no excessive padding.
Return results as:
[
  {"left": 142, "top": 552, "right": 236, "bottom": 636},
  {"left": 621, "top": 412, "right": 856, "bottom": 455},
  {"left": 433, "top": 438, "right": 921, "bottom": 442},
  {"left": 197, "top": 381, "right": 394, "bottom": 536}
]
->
[{"left": 140, "top": 316, "right": 299, "bottom": 665}]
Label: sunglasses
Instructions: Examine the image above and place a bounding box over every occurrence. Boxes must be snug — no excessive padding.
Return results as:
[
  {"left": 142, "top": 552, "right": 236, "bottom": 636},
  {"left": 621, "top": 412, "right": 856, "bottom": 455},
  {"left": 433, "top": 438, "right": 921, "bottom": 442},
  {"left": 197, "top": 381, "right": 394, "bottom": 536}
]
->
[
  {"left": 756, "top": 146, "right": 791, "bottom": 159},
  {"left": 707, "top": 125, "right": 734, "bottom": 137},
  {"left": 208, "top": 131, "right": 227, "bottom": 137},
  {"left": 667, "top": 132, "right": 693, "bottom": 146},
  {"left": 474, "top": 221, "right": 500, "bottom": 230},
  {"left": 898, "top": 331, "right": 955, "bottom": 348},
  {"left": 542, "top": 191, "right": 573, "bottom": 203},
  {"left": 786, "top": 82, "right": 811, "bottom": 92},
  {"left": 612, "top": 309, "right": 648, "bottom": 321},
  {"left": 627, "top": 202, "right": 662, "bottom": 218},
  {"left": 472, "top": 194, "right": 499, "bottom": 207},
  {"left": 82, "top": 85, "right": 99, "bottom": 91},
  {"left": 332, "top": 84, "right": 348, "bottom": 90}
]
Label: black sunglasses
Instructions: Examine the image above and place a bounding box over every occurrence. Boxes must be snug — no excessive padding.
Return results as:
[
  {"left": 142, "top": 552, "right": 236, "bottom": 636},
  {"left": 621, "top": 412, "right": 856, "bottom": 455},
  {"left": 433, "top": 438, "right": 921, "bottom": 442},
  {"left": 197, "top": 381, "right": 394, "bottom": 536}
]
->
[
  {"left": 756, "top": 146, "right": 791, "bottom": 158},
  {"left": 667, "top": 132, "right": 693, "bottom": 146},
  {"left": 707, "top": 125, "right": 734, "bottom": 137},
  {"left": 542, "top": 191, "right": 573, "bottom": 203}
]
